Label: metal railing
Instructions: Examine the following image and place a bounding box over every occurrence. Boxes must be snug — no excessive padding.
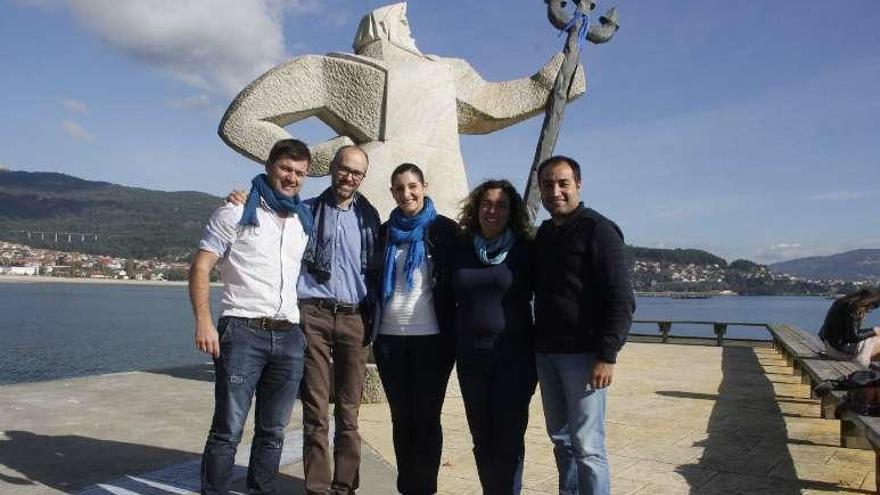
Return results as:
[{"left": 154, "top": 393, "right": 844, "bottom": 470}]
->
[{"left": 632, "top": 319, "right": 770, "bottom": 346}]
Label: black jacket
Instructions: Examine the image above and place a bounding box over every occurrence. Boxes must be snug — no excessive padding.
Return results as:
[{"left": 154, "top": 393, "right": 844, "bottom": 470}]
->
[
  {"left": 369, "top": 214, "right": 458, "bottom": 344},
  {"left": 819, "top": 293, "right": 878, "bottom": 348},
  {"left": 451, "top": 236, "right": 534, "bottom": 353},
  {"left": 534, "top": 205, "right": 634, "bottom": 363}
]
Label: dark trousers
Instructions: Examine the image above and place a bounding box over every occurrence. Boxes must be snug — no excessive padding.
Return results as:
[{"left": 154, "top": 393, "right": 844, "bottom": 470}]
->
[
  {"left": 201, "top": 317, "right": 306, "bottom": 495},
  {"left": 299, "top": 303, "right": 369, "bottom": 495},
  {"left": 457, "top": 347, "right": 537, "bottom": 495},
  {"left": 373, "top": 334, "right": 454, "bottom": 495}
]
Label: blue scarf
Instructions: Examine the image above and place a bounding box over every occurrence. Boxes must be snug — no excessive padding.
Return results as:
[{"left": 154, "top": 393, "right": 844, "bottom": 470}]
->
[
  {"left": 239, "top": 174, "right": 314, "bottom": 235},
  {"left": 473, "top": 228, "right": 514, "bottom": 265},
  {"left": 382, "top": 196, "right": 437, "bottom": 303}
]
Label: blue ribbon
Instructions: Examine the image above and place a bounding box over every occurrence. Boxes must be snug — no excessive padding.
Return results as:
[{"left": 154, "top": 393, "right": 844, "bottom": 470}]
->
[{"left": 558, "top": 10, "right": 590, "bottom": 49}]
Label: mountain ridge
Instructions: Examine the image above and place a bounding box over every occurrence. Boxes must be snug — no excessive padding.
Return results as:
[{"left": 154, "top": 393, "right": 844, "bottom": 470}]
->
[{"left": 771, "top": 249, "right": 880, "bottom": 282}]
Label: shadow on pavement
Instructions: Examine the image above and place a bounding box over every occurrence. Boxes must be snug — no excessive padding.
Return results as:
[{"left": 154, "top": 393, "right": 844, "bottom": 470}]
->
[
  {"left": 0, "top": 430, "right": 306, "bottom": 494},
  {"left": 0, "top": 430, "right": 197, "bottom": 492},
  {"left": 659, "top": 346, "right": 871, "bottom": 494},
  {"left": 146, "top": 362, "right": 215, "bottom": 382}
]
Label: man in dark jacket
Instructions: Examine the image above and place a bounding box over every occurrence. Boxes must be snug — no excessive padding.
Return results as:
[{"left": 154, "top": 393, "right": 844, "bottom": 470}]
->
[{"left": 534, "top": 155, "right": 634, "bottom": 495}]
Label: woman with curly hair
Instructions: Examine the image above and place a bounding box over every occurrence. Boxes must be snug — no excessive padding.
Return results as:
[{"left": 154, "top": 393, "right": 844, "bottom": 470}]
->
[{"left": 452, "top": 179, "right": 537, "bottom": 494}]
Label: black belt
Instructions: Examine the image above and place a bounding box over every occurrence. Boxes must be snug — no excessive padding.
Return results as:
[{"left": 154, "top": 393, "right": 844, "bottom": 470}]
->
[
  {"left": 301, "top": 298, "right": 361, "bottom": 315},
  {"left": 228, "top": 316, "right": 296, "bottom": 331}
]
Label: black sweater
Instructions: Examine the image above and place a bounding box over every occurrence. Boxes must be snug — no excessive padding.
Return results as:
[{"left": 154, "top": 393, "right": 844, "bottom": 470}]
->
[
  {"left": 451, "top": 237, "right": 534, "bottom": 353},
  {"left": 534, "top": 205, "right": 634, "bottom": 363}
]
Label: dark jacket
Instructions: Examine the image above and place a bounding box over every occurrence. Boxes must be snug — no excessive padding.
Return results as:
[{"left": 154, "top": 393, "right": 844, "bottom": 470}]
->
[
  {"left": 819, "top": 290, "right": 880, "bottom": 348},
  {"left": 534, "top": 205, "right": 634, "bottom": 363},
  {"left": 451, "top": 236, "right": 534, "bottom": 353},
  {"left": 303, "top": 189, "right": 381, "bottom": 330},
  {"left": 369, "top": 214, "right": 458, "bottom": 344}
]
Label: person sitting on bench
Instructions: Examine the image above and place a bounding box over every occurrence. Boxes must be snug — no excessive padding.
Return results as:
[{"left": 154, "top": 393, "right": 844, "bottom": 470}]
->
[{"left": 819, "top": 288, "right": 880, "bottom": 367}]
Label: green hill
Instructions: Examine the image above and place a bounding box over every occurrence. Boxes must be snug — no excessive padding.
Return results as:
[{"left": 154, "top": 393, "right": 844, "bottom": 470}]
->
[
  {"left": 0, "top": 170, "right": 220, "bottom": 259},
  {"left": 626, "top": 246, "right": 727, "bottom": 267}
]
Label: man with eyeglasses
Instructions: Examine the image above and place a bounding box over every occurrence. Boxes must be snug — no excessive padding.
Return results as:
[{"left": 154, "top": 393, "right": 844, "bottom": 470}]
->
[{"left": 295, "top": 145, "right": 381, "bottom": 495}]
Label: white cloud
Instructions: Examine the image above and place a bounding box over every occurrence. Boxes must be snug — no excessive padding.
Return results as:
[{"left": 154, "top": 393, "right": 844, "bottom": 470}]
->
[
  {"left": 60, "top": 98, "right": 88, "bottom": 114},
  {"left": 30, "top": 0, "right": 319, "bottom": 96},
  {"left": 166, "top": 94, "right": 211, "bottom": 110},
  {"left": 61, "top": 120, "right": 94, "bottom": 141},
  {"left": 771, "top": 243, "right": 802, "bottom": 249}
]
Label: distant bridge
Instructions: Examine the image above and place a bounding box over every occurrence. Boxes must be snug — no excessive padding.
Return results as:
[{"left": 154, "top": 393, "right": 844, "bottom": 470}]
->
[{"left": 9, "top": 230, "right": 99, "bottom": 243}]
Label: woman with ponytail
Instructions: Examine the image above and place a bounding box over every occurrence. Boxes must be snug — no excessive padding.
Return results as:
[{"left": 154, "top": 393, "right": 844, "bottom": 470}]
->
[{"left": 371, "top": 163, "right": 458, "bottom": 495}]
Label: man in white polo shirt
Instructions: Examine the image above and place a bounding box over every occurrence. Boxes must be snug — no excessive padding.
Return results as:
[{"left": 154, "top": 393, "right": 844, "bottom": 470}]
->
[{"left": 188, "top": 138, "right": 314, "bottom": 495}]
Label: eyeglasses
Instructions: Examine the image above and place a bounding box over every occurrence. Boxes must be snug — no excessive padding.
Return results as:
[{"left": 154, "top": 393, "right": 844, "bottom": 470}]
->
[{"left": 334, "top": 164, "right": 366, "bottom": 182}]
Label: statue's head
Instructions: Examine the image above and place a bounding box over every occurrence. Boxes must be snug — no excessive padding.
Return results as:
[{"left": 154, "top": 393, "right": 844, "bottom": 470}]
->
[{"left": 353, "top": 2, "right": 421, "bottom": 56}]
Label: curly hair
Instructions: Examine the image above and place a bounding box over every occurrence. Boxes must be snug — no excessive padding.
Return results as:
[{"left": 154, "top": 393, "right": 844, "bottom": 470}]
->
[{"left": 457, "top": 179, "right": 533, "bottom": 239}]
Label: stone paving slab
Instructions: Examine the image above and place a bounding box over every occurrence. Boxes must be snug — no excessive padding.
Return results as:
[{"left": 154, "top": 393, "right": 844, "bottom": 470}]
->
[
  {"left": 2, "top": 342, "right": 877, "bottom": 494},
  {"left": 0, "top": 365, "right": 397, "bottom": 495},
  {"left": 358, "top": 342, "right": 876, "bottom": 494}
]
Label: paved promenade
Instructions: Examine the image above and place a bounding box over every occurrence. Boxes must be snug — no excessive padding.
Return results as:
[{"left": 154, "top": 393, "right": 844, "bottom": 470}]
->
[{"left": 1, "top": 341, "right": 875, "bottom": 494}]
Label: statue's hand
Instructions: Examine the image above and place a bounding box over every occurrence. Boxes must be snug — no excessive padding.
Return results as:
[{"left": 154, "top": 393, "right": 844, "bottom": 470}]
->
[
  {"left": 537, "top": 53, "right": 586, "bottom": 100},
  {"left": 307, "top": 136, "right": 356, "bottom": 177}
]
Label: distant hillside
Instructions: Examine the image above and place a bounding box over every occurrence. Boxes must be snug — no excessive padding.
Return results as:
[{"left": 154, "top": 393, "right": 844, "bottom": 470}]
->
[
  {"left": 771, "top": 249, "right": 880, "bottom": 281},
  {"left": 0, "top": 170, "right": 220, "bottom": 259},
  {"left": 627, "top": 246, "right": 727, "bottom": 267}
]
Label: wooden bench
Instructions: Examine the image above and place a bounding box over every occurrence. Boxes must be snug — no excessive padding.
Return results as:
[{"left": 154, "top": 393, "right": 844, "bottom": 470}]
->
[
  {"left": 767, "top": 324, "right": 880, "bottom": 492},
  {"left": 767, "top": 323, "right": 829, "bottom": 379}
]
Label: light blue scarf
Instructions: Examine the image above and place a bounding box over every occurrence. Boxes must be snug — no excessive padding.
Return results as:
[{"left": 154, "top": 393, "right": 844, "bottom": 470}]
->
[
  {"left": 382, "top": 197, "right": 437, "bottom": 303},
  {"left": 239, "top": 174, "right": 314, "bottom": 235},
  {"left": 473, "top": 228, "right": 514, "bottom": 265}
]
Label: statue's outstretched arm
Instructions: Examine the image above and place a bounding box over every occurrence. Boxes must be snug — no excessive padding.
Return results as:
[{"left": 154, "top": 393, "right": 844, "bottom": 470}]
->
[
  {"left": 219, "top": 54, "right": 382, "bottom": 175},
  {"left": 449, "top": 53, "right": 586, "bottom": 135},
  {"left": 218, "top": 55, "right": 337, "bottom": 172}
]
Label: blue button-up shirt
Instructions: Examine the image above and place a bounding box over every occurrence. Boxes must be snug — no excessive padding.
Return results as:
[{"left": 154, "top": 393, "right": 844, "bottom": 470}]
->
[{"left": 297, "top": 197, "right": 367, "bottom": 304}]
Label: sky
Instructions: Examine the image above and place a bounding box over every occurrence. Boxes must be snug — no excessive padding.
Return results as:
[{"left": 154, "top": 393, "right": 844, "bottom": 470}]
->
[{"left": 1, "top": 0, "right": 878, "bottom": 264}]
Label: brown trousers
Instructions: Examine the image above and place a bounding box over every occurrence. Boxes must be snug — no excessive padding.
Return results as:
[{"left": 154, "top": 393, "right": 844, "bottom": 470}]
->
[{"left": 300, "top": 302, "right": 369, "bottom": 495}]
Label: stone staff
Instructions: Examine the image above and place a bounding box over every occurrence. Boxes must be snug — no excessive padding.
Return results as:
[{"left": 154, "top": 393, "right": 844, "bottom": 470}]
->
[{"left": 524, "top": 0, "right": 620, "bottom": 222}]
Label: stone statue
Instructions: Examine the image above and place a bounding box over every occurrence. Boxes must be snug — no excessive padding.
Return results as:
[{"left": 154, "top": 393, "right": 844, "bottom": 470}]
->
[{"left": 219, "top": 2, "right": 585, "bottom": 218}]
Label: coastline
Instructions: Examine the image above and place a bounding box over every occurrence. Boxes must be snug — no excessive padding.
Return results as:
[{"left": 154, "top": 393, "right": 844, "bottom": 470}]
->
[
  {"left": 0, "top": 276, "right": 835, "bottom": 295},
  {"left": 0, "top": 274, "right": 200, "bottom": 287}
]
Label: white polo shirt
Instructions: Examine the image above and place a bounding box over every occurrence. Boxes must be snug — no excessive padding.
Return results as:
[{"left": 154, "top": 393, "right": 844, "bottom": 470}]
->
[{"left": 199, "top": 200, "right": 308, "bottom": 324}]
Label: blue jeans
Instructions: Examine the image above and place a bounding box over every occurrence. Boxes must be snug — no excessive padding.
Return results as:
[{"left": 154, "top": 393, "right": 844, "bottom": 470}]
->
[
  {"left": 201, "top": 317, "right": 306, "bottom": 495},
  {"left": 535, "top": 353, "right": 609, "bottom": 495}
]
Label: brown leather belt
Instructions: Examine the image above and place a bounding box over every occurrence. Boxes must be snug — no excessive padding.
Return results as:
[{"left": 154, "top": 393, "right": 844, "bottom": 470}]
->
[
  {"left": 228, "top": 316, "right": 296, "bottom": 331},
  {"left": 301, "top": 298, "right": 361, "bottom": 315}
]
